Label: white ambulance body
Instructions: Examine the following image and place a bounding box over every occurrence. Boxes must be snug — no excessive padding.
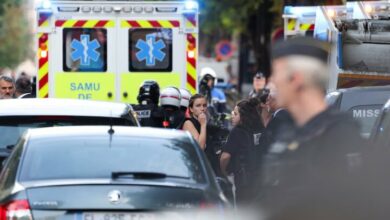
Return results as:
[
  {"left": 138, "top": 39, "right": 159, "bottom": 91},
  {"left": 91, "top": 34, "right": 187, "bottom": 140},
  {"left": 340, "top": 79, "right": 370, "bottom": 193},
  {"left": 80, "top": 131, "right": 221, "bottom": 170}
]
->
[
  {"left": 35, "top": 0, "right": 198, "bottom": 103},
  {"left": 283, "top": 6, "right": 317, "bottom": 39},
  {"left": 284, "top": 2, "right": 390, "bottom": 91}
]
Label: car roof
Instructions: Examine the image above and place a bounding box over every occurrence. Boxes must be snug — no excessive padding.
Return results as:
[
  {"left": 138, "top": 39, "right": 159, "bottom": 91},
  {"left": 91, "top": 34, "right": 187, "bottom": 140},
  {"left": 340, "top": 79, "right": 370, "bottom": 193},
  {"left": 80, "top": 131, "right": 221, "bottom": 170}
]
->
[
  {"left": 335, "top": 86, "right": 390, "bottom": 111},
  {"left": 0, "top": 98, "right": 133, "bottom": 118},
  {"left": 26, "top": 126, "right": 191, "bottom": 141},
  {"left": 337, "top": 85, "right": 390, "bottom": 93}
]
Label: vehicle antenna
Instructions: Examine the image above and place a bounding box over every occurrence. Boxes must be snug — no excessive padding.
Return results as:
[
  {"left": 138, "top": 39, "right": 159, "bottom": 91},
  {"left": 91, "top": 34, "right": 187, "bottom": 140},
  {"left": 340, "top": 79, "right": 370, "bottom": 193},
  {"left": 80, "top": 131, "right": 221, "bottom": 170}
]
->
[{"left": 108, "top": 111, "right": 114, "bottom": 147}]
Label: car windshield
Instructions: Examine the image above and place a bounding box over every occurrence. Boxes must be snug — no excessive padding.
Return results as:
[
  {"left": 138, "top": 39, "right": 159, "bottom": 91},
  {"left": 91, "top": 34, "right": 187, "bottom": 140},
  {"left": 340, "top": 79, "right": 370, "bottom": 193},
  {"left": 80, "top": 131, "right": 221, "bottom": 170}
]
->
[
  {"left": 0, "top": 116, "right": 135, "bottom": 149},
  {"left": 20, "top": 136, "right": 205, "bottom": 184}
]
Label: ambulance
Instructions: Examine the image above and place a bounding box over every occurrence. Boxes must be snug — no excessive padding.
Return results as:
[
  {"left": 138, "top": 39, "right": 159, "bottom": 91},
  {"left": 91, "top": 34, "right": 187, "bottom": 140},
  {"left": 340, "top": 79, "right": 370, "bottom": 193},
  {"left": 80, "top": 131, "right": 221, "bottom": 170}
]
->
[{"left": 35, "top": 0, "right": 198, "bottom": 103}]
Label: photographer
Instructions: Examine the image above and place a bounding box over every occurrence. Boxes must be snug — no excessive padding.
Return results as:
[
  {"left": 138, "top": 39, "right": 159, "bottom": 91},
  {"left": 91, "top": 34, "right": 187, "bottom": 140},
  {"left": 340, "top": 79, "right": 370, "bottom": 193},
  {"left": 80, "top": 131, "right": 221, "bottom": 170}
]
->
[{"left": 199, "top": 67, "right": 227, "bottom": 114}]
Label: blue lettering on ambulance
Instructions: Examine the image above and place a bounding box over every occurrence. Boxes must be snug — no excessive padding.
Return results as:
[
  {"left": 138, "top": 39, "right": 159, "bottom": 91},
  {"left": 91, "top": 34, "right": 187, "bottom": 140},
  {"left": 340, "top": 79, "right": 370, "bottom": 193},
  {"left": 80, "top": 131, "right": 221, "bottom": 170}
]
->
[
  {"left": 70, "top": 83, "right": 76, "bottom": 91},
  {"left": 70, "top": 83, "right": 100, "bottom": 91}
]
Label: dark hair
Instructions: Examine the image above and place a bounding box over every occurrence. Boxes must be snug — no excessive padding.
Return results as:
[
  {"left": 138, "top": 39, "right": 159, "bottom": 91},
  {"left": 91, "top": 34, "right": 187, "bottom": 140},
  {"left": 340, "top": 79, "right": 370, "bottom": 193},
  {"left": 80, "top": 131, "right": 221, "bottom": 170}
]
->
[
  {"left": 15, "top": 76, "right": 32, "bottom": 94},
  {"left": 189, "top": 94, "right": 206, "bottom": 108},
  {"left": 237, "top": 98, "right": 264, "bottom": 131},
  {"left": 254, "top": 71, "right": 265, "bottom": 79},
  {"left": 0, "top": 75, "right": 15, "bottom": 85},
  {"left": 188, "top": 94, "right": 206, "bottom": 117}
]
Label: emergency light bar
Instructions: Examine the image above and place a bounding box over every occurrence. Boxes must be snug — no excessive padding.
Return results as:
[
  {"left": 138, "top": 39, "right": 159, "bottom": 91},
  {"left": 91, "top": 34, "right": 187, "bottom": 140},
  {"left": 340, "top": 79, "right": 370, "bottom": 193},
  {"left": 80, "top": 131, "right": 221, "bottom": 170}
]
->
[
  {"left": 36, "top": 0, "right": 51, "bottom": 9},
  {"left": 185, "top": 1, "right": 198, "bottom": 10}
]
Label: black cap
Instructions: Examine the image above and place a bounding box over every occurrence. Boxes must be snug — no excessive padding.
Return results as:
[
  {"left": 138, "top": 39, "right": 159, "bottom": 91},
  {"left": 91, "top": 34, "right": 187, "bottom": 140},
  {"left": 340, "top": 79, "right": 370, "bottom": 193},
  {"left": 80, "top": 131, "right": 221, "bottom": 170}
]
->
[
  {"left": 272, "top": 37, "right": 330, "bottom": 63},
  {"left": 254, "top": 72, "right": 265, "bottom": 79}
]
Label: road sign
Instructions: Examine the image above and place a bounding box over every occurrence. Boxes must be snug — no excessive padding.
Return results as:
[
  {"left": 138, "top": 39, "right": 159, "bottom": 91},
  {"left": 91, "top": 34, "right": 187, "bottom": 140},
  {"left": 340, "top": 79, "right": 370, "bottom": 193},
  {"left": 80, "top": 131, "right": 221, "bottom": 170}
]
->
[{"left": 215, "top": 40, "right": 235, "bottom": 61}]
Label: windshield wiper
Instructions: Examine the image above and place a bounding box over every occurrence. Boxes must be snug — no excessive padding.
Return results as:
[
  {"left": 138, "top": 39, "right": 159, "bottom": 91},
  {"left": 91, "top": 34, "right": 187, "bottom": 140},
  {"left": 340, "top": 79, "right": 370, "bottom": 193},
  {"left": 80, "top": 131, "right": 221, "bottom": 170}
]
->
[
  {"left": 6, "top": 145, "right": 14, "bottom": 151},
  {"left": 111, "top": 171, "right": 189, "bottom": 180}
]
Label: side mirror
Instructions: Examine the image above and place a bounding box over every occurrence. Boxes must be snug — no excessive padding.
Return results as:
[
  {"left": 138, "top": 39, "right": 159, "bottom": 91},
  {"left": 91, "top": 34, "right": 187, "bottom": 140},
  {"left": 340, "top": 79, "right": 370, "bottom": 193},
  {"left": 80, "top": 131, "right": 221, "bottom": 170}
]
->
[{"left": 216, "top": 176, "right": 234, "bottom": 203}]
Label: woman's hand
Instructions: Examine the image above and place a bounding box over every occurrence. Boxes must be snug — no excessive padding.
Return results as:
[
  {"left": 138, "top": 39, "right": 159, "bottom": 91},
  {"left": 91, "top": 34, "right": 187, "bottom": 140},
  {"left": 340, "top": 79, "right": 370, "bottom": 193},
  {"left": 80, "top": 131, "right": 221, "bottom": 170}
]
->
[{"left": 198, "top": 112, "right": 207, "bottom": 126}]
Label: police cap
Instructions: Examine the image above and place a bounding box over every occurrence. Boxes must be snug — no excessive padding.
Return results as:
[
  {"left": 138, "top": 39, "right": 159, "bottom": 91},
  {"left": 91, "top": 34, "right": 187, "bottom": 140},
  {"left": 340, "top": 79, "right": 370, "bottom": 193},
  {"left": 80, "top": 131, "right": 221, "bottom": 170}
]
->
[{"left": 272, "top": 37, "right": 330, "bottom": 63}]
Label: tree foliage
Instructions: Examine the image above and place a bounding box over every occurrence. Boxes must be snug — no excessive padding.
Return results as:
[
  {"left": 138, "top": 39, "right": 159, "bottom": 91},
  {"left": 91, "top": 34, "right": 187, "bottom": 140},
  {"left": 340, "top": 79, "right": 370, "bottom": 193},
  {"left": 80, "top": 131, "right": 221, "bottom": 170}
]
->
[
  {"left": 0, "top": 0, "right": 32, "bottom": 69},
  {"left": 200, "top": 0, "right": 263, "bottom": 35}
]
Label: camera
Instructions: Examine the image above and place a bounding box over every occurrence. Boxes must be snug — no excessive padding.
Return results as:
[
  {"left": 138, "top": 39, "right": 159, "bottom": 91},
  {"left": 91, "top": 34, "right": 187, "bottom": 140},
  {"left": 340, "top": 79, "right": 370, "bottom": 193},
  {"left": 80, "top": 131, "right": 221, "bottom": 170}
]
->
[{"left": 258, "top": 88, "right": 270, "bottom": 104}]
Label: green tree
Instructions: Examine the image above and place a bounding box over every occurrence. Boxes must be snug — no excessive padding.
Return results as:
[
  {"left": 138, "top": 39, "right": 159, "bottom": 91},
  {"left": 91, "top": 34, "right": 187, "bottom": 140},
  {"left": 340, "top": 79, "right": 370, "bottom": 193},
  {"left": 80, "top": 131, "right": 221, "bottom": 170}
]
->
[
  {"left": 200, "top": 0, "right": 345, "bottom": 86},
  {"left": 0, "top": 0, "right": 32, "bottom": 69}
]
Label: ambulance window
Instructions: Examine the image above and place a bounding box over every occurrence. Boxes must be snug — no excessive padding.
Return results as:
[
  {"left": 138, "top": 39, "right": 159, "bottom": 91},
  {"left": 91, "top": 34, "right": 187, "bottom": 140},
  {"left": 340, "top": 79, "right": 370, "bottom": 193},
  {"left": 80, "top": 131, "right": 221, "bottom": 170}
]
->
[
  {"left": 63, "top": 28, "right": 107, "bottom": 72},
  {"left": 129, "top": 28, "right": 172, "bottom": 72}
]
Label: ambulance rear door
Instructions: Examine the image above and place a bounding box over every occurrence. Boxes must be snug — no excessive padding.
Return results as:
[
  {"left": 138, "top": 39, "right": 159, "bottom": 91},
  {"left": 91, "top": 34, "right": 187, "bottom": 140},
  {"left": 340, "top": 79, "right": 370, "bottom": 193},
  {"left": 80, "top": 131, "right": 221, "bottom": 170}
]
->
[
  {"left": 117, "top": 1, "right": 198, "bottom": 103},
  {"left": 39, "top": 1, "right": 118, "bottom": 101}
]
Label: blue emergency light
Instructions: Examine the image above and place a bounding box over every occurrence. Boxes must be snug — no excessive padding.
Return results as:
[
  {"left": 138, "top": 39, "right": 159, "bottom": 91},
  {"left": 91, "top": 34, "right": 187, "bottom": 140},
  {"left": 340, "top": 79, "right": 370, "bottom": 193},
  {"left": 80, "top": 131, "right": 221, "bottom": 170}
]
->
[
  {"left": 185, "top": 1, "right": 198, "bottom": 10},
  {"left": 36, "top": 0, "right": 51, "bottom": 9}
]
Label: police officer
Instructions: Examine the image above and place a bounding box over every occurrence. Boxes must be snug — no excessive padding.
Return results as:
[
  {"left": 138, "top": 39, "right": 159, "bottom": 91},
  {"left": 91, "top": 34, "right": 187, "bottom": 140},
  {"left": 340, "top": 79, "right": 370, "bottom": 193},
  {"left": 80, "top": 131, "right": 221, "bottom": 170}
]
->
[
  {"left": 132, "top": 80, "right": 163, "bottom": 127},
  {"left": 159, "top": 87, "right": 185, "bottom": 129},
  {"left": 179, "top": 88, "right": 191, "bottom": 115},
  {"left": 259, "top": 37, "right": 366, "bottom": 219}
]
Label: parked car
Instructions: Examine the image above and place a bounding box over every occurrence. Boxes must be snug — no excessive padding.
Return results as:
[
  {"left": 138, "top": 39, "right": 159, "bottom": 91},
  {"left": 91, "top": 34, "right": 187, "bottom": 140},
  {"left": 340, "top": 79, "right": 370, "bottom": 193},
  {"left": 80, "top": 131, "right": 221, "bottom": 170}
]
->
[
  {"left": 0, "top": 98, "right": 139, "bottom": 163},
  {"left": 326, "top": 86, "right": 390, "bottom": 138},
  {"left": 0, "top": 126, "right": 229, "bottom": 217}
]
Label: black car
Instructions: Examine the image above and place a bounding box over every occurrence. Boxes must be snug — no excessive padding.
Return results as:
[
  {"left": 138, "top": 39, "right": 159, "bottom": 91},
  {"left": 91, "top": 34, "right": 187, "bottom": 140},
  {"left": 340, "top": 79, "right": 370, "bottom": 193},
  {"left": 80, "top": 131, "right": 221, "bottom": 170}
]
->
[
  {"left": 370, "top": 99, "right": 390, "bottom": 142},
  {"left": 326, "top": 86, "right": 390, "bottom": 138},
  {"left": 0, "top": 126, "right": 229, "bottom": 218},
  {"left": 0, "top": 98, "right": 139, "bottom": 164}
]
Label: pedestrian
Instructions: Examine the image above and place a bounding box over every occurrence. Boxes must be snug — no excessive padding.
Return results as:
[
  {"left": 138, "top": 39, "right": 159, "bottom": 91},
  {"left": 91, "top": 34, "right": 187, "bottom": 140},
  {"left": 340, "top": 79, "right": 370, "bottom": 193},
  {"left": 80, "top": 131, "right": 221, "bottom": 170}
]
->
[
  {"left": 220, "top": 98, "right": 264, "bottom": 206},
  {"left": 0, "top": 75, "right": 15, "bottom": 99},
  {"left": 182, "top": 94, "right": 207, "bottom": 150},
  {"left": 15, "top": 75, "right": 34, "bottom": 98},
  {"left": 259, "top": 37, "right": 366, "bottom": 220},
  {"left": 259, "top": 82, "right": 295, "bottom": 152},
  {"left": 248, "top": 71, "right": 266, "bottom": 99},
  {"left": 183, "top": 94, "right": 220, "bottom": 176}
]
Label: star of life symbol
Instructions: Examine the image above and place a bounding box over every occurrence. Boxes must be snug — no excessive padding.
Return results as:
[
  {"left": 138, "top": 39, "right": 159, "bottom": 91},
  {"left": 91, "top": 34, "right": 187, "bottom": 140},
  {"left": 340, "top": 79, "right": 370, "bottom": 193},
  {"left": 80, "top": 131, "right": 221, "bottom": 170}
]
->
[
  {"left": 136, "top": 34, "right": 166, "bottom": 66},
  {"left": 71, "top": 34, "right": 101, "bottom": 66}
]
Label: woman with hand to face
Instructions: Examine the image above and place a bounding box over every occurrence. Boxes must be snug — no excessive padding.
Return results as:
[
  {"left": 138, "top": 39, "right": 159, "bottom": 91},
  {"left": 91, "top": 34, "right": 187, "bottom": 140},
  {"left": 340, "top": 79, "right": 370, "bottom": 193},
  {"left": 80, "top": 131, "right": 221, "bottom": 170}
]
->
[{"left": 182, "top": 94, "right": 208, "bottom": 150}]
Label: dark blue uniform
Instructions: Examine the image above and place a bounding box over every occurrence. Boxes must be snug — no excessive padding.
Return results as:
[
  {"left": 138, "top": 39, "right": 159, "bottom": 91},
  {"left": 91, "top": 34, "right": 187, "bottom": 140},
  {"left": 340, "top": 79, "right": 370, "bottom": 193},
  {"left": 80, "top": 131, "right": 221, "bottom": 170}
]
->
[
  {"left": 132, "top": 104, "right": 163, "bottom": 128},
  {"left": 259, "top": 108, "right": 366, "bottom": 220}
]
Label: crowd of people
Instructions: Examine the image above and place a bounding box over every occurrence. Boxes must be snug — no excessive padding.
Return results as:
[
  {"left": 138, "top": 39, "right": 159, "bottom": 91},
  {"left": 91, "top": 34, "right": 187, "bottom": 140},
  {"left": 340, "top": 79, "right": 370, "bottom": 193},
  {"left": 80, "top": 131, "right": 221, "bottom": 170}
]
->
[
  {"left": 134, "top": 36, "right": 390, "bottom": 219},
  {"left": 3, "top": 36, "right": 386, "bottom": 219}
]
